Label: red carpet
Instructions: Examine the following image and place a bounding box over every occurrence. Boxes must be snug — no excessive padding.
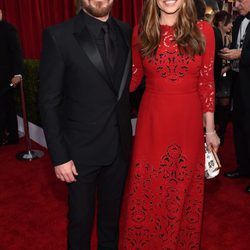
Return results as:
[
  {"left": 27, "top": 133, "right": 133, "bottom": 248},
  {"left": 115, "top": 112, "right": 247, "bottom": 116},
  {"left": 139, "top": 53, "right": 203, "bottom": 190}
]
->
[{"left": 0, "top": 124, "right": 250, "bottom": 250}]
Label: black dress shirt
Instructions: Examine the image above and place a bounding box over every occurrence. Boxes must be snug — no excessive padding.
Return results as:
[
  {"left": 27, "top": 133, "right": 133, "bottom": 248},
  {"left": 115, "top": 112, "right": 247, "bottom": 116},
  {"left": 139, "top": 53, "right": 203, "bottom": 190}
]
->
[
  {"left": 81, "top": 11, "right": 116, "bottom": 73},
  {"left": 81, "top": 10, "right": 127, "bottom": 95}
]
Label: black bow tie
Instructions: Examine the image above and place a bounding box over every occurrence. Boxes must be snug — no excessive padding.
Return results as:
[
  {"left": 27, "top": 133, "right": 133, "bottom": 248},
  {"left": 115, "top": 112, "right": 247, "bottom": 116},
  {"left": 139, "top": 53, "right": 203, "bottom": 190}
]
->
[{"left": 246, "top": 12, "right": 250, "bottom": 20}]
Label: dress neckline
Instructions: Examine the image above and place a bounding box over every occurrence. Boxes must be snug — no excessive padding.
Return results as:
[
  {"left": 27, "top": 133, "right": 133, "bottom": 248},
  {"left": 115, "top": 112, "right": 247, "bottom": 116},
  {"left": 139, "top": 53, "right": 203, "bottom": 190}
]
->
[{"left": 160, "top": 24, "right": 174, "bottom": 30}]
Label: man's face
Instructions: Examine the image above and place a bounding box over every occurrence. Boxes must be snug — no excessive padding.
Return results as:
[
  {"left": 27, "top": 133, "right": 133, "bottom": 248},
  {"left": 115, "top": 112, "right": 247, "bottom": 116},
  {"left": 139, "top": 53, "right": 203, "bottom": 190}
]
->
[
  {"left": 235, "top": 0, "right": 250, "bottom": 16},
  {"left": 82, "top": 0, "right": 114, "bottom": 18},
  {"left": 0, "top": 9, "right": 2, "bottom": 21}
]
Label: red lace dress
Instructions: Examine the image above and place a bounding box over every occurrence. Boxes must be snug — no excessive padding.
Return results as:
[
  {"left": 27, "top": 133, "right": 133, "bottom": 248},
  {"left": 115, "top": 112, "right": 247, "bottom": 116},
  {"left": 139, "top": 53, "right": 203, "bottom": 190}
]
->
[{"left": 119, "top": 21, "right": 215, "bottom": 249}]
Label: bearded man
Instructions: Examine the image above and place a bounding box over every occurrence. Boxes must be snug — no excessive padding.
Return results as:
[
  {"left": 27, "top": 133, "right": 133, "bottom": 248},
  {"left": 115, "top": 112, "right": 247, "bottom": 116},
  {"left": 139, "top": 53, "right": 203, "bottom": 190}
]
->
[{"left": 39, "top": 0, "right": 132, "bottom": 249}]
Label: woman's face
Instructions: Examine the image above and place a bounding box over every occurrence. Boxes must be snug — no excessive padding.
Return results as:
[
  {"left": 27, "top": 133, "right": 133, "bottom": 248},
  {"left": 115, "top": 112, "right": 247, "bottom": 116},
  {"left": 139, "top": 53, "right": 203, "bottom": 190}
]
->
[
  {"left": 219, "top": 20, "right": 233, "bottom": 34},
  {"left": 156, "top": 0, "right": 185, "bottom": 17}
]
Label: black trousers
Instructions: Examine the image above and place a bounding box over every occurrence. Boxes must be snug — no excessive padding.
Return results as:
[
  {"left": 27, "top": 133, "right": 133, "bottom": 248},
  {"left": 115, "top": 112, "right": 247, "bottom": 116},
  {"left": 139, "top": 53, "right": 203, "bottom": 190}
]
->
[
  {"left": 0, "top": 91, "right": 19, "bottom": 143},
  {"left": 67, "top": 148, "right": 128, "bottom": 250},
  {"left": 232, "top": 72, "right": 250, "bottom": 176}
]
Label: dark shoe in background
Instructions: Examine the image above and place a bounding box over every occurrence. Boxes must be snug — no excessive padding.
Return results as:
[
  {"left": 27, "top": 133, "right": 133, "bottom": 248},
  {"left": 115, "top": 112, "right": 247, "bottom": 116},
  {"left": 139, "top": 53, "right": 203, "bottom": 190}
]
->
[
  {"left": 246, "top": 185, "right": 250, "bottom": 193},
  {"left": 3, "top": 135, "right": 19, "bottom": 145},
  {"left": 224, "top": 170, "right": 241, "bottom": 179},
  {"left": 0, "top": 137, "right": 8, "bottom": 146},
  {"left": 5, "top": 138, "right": 19, "bottom": 145}
]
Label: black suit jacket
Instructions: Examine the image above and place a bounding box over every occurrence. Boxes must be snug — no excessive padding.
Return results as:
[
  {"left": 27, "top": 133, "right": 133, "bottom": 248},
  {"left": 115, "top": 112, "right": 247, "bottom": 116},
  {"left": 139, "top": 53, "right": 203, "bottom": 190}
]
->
[
  {"left": 213, "top": 26, "right": 223, "bottom": 85},
  {"left": 39, "top": 11, "right": 132, "bottom": 168},
  {"left": 0, "top": 20, "right": 23, "bottom": 91},
  {"left": 231, "top": 15, "right": 250, "bottom": 109}
]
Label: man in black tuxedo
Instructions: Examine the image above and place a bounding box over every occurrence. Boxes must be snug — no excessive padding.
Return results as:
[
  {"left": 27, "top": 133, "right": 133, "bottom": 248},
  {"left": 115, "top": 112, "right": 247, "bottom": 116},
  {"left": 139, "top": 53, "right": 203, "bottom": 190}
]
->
[
  {"left": 0, "top": 9, "right": 23, "bottom": 145},
  {"left": 220, "top": 0, "right": 250, "bottom": 192},
  {"left": 39, "top": 0, "right": 132, "bottom": 249}
]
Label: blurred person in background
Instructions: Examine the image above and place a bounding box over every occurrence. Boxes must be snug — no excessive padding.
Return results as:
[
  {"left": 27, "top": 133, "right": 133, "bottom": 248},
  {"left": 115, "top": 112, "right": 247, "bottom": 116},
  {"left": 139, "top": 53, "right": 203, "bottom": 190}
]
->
[
  {"left": 0, "top": 9, "right": 23, "bottom": 146},
  {"left": 213, "top": 10, "right": 233, "bottom": 145},
  {"left": 194, "top": 0, "right": 207, "bottom": 20},
  {"left": 220, "top": 0, "right": 250, "bottom": 192}
]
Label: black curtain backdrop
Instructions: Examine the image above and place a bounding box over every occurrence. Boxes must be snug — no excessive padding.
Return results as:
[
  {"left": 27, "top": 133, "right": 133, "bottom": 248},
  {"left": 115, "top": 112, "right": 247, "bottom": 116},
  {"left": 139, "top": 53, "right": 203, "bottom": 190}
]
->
[{"left": 0, "top": 0, "right": 143, "bottom": 59}]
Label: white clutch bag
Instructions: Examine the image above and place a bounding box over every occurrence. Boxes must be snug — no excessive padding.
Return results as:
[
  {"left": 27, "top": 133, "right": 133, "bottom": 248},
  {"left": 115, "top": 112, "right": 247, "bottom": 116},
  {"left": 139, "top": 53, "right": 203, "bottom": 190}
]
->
[{"left": 205, "top": 143, "right": 221, "bottom": 179}]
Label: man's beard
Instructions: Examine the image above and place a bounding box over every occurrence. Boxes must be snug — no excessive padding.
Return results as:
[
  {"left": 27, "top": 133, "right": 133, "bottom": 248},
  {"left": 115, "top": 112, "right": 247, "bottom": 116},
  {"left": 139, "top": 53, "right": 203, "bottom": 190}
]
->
[{"left": 82, "top": 1, "right": 113, "bottom": 18}]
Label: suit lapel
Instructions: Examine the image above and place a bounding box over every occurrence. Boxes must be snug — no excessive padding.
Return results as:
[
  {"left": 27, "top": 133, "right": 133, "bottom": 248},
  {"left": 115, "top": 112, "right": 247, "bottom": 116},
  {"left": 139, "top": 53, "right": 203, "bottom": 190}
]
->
[
  {"left": 243, "top": 21, "right": 250, "bottom": 49},
  {"left": 73, "top": 11, "right": 115, "bottom": 93},
  {"left": 74, "top": 27, "right": 109, "bottom": 81},
  {"left": 113, "top": 19, "right": 132, "bottom": 101},
  {"left": 118, "top": 50, "right": 131, "bottom": 100},
  {"left": 232, "top": 16, "right": 244, "bottom": 48},
  {"left": 73, "top": 12, "right": 131, "bottom": 101}
]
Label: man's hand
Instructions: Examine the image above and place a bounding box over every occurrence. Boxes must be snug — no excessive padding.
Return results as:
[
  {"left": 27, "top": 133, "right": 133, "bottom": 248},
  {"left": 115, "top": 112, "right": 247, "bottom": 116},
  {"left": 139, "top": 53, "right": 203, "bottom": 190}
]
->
[
  {"left": 219, "top": 48, "right": 242, "bottom": 60},
  {"left": 220, "top": 65, "right": 231, "bottom": 76},
  {"left": 11, "top": 75, "right": 22, "bottom": 87},
  {"left": 55, "top": 160, "right": 78, "bottom": 183}
]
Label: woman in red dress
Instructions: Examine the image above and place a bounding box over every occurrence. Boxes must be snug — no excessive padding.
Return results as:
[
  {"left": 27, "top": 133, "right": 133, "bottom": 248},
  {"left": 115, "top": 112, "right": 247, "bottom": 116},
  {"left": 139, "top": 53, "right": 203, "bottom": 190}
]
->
[{"left": 120, "top": 0, "right": 220, "bottom": 249}]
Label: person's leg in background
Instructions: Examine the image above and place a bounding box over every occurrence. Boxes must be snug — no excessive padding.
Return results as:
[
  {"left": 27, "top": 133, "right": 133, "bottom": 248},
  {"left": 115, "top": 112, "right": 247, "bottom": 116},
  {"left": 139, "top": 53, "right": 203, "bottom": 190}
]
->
[
  {"left": 5, "top": 91, "right": 19, "bottom": 144},
  {"left": 216, "top": 97, "right": 231, "bottom": 145},
  {"left": 0, "top": 95, "right": 7, "bottom": 145},
  {"left": 244, "top": 111, "right": 250, "bottom": 192},
  {"left": 225, "top": 73, "right": 250, "bottom": 178}
]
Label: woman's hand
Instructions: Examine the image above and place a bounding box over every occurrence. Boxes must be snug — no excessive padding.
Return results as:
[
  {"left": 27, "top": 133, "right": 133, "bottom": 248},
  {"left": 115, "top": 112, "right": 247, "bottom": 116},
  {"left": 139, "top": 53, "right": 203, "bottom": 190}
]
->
[{"left": 205, "top": 131, "right": 220, "bottom": 153}]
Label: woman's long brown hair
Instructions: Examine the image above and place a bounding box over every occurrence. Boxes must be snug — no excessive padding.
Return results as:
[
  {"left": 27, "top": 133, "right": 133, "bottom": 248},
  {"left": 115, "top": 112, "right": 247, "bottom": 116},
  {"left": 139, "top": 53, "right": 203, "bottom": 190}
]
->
[{"left": 139, "top": 0, "right": 206, "bottom": 58}]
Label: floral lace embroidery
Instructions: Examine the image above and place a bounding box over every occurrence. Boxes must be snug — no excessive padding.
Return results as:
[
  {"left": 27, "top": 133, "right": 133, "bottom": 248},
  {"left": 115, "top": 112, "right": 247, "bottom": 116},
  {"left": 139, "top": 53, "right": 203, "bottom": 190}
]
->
[
  {"left": 198, "top": 58, "right": 215, "bottom": 112},
  {"left": 132, "top": 63, "right": 138, "bottom": 75},
  {"left": 147, "top": 30, "right": 195, "bottom": 82},
  {"left": 123, "top": 144, "right": 203, "bottom": 249}
]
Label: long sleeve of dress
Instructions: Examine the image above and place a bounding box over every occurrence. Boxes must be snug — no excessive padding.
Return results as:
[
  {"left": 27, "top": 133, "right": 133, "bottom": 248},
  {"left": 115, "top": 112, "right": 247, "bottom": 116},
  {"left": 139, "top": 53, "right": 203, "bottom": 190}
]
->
[
  {"left": 198, "top": 21, "right": 215, "bottom": 113},
  {"left": 129, "top": 25, "right": 144, "bottom": 92}
]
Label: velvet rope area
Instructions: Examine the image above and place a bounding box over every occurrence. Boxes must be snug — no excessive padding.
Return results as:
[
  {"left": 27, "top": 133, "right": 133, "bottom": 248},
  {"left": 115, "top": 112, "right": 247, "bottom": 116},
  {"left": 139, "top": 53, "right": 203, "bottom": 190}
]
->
[{"left": 0, "top": 0, "right": 143, "bottom": 59}]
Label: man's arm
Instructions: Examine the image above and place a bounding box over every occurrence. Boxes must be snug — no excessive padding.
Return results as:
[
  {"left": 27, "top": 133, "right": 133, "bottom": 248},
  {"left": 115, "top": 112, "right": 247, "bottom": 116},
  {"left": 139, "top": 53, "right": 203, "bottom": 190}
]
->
[
  {"left": 39, "top": 29, "right": 70, "bottom": 166},
  {"left": 39, "top": 29, "right": 78, "bottom": 183},
  {"left": 240, "top": 43, "right": 250, "bottom": 68},
  {"left": 7, "top": 24, "right": 23, "bottom": 86}
]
